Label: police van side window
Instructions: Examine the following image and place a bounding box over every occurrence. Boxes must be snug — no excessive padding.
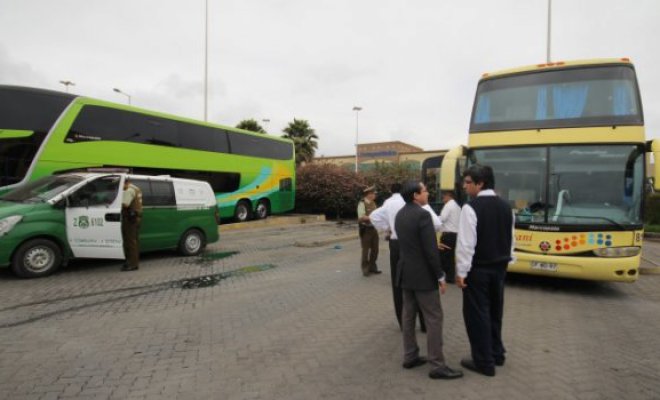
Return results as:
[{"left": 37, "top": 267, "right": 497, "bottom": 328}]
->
[
  {"left": 69, "top": 176, "right": 120, "bottom": 207},
  {"left": 131, "top": 179, "right": 175, "bottom": 207},
  {"left": 149, "top": 181, "right": 176, "bottom": 206}
]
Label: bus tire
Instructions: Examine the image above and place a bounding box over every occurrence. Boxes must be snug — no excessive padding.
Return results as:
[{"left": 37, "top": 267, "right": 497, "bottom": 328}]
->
[
  {"left": 234, "top": 200, "right": 252, "bottom": 222},
  {"left": 179, "top": 229, "right": 206, "bottom": 256},
  {"left": 11, "top": 238, "right": 62, "bottom": 278},
  {"left": 255, "top": 199, "right": 269, "bottom": 219}
]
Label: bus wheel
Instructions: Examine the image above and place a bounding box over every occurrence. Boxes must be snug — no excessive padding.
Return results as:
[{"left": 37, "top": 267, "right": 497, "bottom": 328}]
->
[
  {"left": 255, "top": 200, "right": 269, "bottom": 219},
  {"left": 179, "top": 229, "right": 206, "bottom": 256},
  {"left": 234, "top": 200, "right": 252, "bottom": 222},
  {"left": 12, "top": 239, "right": 62, "bottom": 278}
]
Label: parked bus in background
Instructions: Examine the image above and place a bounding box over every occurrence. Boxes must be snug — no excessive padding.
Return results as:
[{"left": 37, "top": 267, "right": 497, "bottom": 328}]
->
[
  {"left": 440, "top": 58, "right": 660, "bottom": 282},
  {"left": 0, "top": 86, "right": 295, "bottom": 222}
]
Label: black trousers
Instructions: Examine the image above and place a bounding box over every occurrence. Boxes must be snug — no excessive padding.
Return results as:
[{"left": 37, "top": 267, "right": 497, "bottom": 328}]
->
[
  {"left": 439, "top": 232, "right": 457, "bottom": 283},
  {"left": 389, "top": 239, "right": 425, "bottom": 331},
  {"left": 462, "top": 262, "right": 507, "bottom": 369}
]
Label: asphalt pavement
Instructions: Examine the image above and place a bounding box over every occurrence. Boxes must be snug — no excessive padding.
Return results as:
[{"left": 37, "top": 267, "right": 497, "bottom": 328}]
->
[{"left": 0, "top": 220, "right": 659, "bottom": 400}]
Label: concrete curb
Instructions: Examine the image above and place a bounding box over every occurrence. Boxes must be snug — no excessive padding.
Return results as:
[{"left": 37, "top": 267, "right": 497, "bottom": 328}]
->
[{"left": 219, "top": 214, "right": 327, "bottom": 232}]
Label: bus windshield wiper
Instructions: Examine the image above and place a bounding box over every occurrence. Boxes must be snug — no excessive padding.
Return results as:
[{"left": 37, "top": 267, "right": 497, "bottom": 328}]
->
[{"left": 555, "top": 215, "right": 626, "bottom": 230}]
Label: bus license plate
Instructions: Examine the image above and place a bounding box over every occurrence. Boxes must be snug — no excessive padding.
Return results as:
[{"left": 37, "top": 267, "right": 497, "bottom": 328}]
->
[{"left": 531, "top": 261, "right": 558, "bottom": 272}]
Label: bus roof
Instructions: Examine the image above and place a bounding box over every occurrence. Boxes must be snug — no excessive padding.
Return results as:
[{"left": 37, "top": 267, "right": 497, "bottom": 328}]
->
[
  {"left": 0, "top": 85, "right": 293, "bottom": 146},
  {"left": 479, "top": 58, "right": 634, "bottom": 81}
]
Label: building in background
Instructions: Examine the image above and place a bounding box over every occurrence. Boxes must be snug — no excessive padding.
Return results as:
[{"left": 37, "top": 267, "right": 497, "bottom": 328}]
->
[{"left": 315, "top": 141, "right": 448, "bottom": 211}]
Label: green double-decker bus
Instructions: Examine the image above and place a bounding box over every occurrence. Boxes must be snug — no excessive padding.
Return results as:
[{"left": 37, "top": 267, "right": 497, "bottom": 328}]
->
[{"left": 0, "top": 85, "right": 295, "bottom": 221}]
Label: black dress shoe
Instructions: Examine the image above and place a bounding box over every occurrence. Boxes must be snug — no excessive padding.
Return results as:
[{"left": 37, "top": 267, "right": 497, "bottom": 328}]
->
[
  {"left": 402, "top": 357, "right": 427, "bottom": 369},
  {"left": 460, "top": 358, "right": 495, "bottom": 377},
  {"left": 121, "top": 265, "right": 139, "bottom": 272},
  {"left": 371, "top": 270, "right": 383, "bottom": 274},
  {"left": 429, "top": 366, "right": 463, "bottom": 380}
]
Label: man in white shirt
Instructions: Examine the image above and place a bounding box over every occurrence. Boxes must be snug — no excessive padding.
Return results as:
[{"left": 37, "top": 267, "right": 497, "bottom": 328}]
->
[
  {"left": 439, "top": 191, "right": 461, "bottom": 283},
  {"left": 455, "top": 165, "right": 515, "bottom": 378},
  {"left": 370, "top": 183, "right": 443, "bottom": 331}
]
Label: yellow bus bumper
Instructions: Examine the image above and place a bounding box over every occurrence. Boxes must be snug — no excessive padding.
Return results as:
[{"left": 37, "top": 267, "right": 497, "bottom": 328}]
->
[{"left": 510, "top": 252, "right": 639, "bottom": 282}]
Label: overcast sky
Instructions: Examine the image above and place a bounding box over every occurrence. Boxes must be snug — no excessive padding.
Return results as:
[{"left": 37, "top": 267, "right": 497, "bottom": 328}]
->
[{"left": 1, "top": 0, "right": 659, "bottom": 157}]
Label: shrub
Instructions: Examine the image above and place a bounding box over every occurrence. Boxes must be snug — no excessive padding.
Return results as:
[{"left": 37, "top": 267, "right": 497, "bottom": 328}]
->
[
  {"left": 645, "top": 193, "right": 660, "bottom": 225},
  {"left": 295, "top": 163, "right": 365, "bottom": 219},
  {"left": 295, "top": 161, "right": 421, "bottom": 219}
]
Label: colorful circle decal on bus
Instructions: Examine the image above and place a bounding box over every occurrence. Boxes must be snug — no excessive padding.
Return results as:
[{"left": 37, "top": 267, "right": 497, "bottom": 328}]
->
[
  {"left": 539, "top": 241, "right": 551, "bottom": 252},
  {"left": 553, "top": 234, "right": 588, "bottom": 251}
]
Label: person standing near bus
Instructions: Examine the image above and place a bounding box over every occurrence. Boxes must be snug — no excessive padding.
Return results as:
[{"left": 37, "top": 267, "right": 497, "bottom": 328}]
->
[
  {"left": 357, "top": 186, "right": 382, "bottom": 276},
  {"left": 439, "top": 190, "right": 461, "bottom": 283},
  {"left": 394, "top": 181, "right": 462, "bottom": 380},
  {"left": 455, "top": 165, "right": 515, "bottom": 377},
  {"left": 121, "top": 177, "right": 143, "bottom": 272},
  {"left": 370, "top": 183, "right": 443, "bottom": 332}
]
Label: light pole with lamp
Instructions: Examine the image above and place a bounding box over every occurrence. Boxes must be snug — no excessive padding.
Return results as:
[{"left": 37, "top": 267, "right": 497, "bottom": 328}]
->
[
  {"left": 59, "top": 80, "right": 75, "bottom": 93},
  {"left": 352, "top": 106, "right": 362, "bottom": 173},
  {"left": 113, "top": 88, "right": 132, "bottom": 105}
]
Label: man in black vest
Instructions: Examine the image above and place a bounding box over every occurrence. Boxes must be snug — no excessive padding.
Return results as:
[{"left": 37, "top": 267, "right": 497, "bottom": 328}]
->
[
  {"left": 395, "top": 181, "right": 462, "bottom": 380},
  {"left": 455, "top": 165, "right": 514, "bottom": 377}
]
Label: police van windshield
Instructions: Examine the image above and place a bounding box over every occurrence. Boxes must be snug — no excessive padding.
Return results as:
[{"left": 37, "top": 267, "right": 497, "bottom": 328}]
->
[{"left": 0, "top": 175, "right": 84, "bottom": 203}]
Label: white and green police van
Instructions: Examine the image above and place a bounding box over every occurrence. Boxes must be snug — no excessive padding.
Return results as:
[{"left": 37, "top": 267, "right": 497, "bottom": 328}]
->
[{"left": 0, "top": 172, "right": 220, "bottom": 278}]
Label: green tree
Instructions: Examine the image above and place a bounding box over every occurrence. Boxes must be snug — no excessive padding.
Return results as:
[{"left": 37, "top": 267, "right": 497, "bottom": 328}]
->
[
  {"left": 236, "top": 119, "right": 266, "bottom": 134},
  {"left": 282, "top": 118, "right": 318, "bottom": 165}
]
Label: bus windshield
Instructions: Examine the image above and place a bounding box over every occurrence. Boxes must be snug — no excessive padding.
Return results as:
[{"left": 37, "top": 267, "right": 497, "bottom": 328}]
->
[
  {"left": 470, "top": 65, "right": 643, "bottom": 132},
  {"left": 0, "top": 87, "right": 74, "bottom": 186},
  {"left": 0, "top": 175, "right": 84, "bottom": 203},
  {"left": 469, "top": 144, "right": 645, "bottom": 228}
]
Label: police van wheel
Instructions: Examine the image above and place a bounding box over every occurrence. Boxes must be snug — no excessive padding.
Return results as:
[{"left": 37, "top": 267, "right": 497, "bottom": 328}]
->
[
  {"left": 11, "top": 239, "right": 62, "bottom": 278},
  {"left": 255, "top": 200, "right": 269, "bottom": 219},
  {"left": 179, "top": 229, "right": 206, "bottom": 256},
  {"left": 234, "top": 200, "right": 252, "bottom": 222}
]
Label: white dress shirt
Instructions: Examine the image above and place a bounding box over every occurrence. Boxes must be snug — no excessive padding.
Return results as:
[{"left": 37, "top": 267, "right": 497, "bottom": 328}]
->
[
  {"left": 455, "top": 189, "right": 516, "bottom": 278},
  {"left": 439, "top": 198, "right": 461, "bottom": 233},
  {"left": 369, "top": 193, "right": 442, "bottom": 240}
]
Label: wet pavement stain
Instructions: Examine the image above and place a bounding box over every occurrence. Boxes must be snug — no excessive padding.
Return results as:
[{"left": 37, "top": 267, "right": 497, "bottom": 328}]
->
[
  {"left": 184, "top": 250, "right": 240, "bottom": 266},
  {"left": 175, "top": 264, "right": 276, "bottom": 289}
]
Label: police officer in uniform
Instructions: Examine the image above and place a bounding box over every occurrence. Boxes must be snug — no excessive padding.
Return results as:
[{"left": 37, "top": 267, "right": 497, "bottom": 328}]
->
[
  {"left": 357, "top": 186, "right": 382, "bottom": 276},
  {"left": 121, "top": 177, "right": 143, "bottom": 271}
]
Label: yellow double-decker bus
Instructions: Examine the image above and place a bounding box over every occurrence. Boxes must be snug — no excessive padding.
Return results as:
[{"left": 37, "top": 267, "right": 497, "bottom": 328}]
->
[{"left": 441, "top": 58, "right": 660, "bottom": 282}]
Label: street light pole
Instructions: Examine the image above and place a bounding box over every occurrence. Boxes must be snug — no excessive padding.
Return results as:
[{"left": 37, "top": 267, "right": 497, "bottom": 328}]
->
[
  {"left": 204, "top": 0, "right": 209, "bottom": 122},
  {"left": 113, "top": 88, "right": 132, "bottom": 105},
  {"left": 59, "top": 80, "right": 75, "bottom": 93},
  {"left": 352, "top": 106, "right": 362, "bottom": 173},
  {"left": 546, "top": 0, "right": 552, "bottom": 63}
]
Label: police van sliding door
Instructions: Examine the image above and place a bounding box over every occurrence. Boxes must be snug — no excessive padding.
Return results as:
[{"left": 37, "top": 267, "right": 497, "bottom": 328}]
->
[{"left": 65, "top": 176, "right": 124, "bottom": 259}]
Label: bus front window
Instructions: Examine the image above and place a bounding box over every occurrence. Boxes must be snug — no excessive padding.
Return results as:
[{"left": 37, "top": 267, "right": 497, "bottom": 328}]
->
[
  {"left": 469, "top": 145, "right": 644, "bottom": 228},
  {"left": 548, "top": 145, "right": 644, "bottom": 226},
  {"left": 0, "top": 87, "right": 74, "bottom": 187},
  {"left": 470, "top": 148, "right": 547, "bottom": 222}
]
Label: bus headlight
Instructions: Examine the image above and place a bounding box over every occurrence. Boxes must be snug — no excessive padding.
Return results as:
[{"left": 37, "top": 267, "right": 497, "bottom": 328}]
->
[
  {"left": 0, "top": 215, "right": 23, "bottom": 237},
  {"left": 593, "top": 247, "right": 641, "bottom": 257}
]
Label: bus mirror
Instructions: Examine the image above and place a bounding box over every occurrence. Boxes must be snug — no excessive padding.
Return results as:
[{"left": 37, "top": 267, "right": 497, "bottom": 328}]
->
[{"left": 440, "top": 146, "right": 465, "bottom": 191}]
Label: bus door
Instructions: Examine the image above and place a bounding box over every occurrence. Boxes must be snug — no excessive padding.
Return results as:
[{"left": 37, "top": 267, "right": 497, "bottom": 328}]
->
[
  {"left": 649, "top": 140, "right": 660, "bottom": 192},
  {"left": 65, "top": 175, "right": 124, "bottom": 259},
  {"left": 422, "top": 156, "right": 444, "bottom": 214}
]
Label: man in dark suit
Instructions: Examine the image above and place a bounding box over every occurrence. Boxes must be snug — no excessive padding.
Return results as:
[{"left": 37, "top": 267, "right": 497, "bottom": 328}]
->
[
  {"left": 456, "top": 165, "right": 515, "bottom": 377},
  {"left": 394, "top": 181, "right": 463, "bottom": 380}
]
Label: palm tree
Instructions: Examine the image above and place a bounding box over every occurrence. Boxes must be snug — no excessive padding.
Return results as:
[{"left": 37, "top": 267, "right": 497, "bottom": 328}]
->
[
  {"left": 236, "top": 119, "right": 266, "bottom": 134},
  {"left": 282, "top": 118, "right": 318, "bottom": 165}
]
